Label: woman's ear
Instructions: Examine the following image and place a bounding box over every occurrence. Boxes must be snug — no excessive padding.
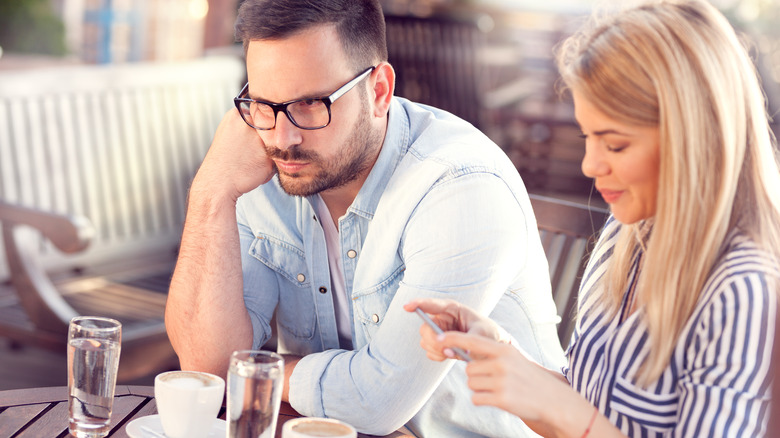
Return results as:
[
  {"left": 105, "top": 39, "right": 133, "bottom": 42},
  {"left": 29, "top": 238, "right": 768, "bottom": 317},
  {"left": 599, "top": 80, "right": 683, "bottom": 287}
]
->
[{"left": 369, "top": 62, "right": 395, "bottom": 118}]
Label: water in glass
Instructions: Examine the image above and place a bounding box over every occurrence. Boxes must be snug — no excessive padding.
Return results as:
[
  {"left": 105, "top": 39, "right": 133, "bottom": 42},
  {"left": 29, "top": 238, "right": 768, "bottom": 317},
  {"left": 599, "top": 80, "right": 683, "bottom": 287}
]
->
[
  {"left": 227, "top": 351, "right": 283, "bottom": 438},
  {"left": 68, "top": 337, "right": 121, "bottom": 437}
]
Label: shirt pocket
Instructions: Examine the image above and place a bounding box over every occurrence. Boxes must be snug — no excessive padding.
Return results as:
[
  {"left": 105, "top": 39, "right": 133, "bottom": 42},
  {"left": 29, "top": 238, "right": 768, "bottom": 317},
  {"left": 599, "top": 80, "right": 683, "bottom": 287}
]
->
[
  {"left": 249, "top": 233, "right": 316, "bottom": 340},
  {"left": 352, "top": 263, "right": 405, "bottom": 339},
  {"left": 610, "top": 375, "right": 679, "bottom": 433}
]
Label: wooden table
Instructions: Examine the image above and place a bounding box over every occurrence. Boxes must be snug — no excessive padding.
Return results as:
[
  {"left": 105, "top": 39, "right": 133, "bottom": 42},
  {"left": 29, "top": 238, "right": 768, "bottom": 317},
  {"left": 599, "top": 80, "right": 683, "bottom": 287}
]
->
[{"left": 0, "top": 386, "right": 405, "bottom": 438}]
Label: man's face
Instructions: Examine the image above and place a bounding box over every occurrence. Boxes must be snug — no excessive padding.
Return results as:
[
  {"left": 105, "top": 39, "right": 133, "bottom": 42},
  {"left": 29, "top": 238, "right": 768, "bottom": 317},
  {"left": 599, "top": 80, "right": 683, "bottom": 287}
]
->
[{"left": 244, "top": 26, "right": 382, "bottom": 197}]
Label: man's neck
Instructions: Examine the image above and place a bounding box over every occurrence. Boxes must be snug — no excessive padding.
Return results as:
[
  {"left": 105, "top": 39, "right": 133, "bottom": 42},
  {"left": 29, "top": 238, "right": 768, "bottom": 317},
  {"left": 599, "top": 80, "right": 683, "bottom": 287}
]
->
[
  {"left": 319, "top": 185, "right": 358, "bottom": 228},
  {"left": 319, "top": 147, "right": 381, "bottom": 228},
  {"left": 320, "top": 117, "right": 389, "bottom": 228}
]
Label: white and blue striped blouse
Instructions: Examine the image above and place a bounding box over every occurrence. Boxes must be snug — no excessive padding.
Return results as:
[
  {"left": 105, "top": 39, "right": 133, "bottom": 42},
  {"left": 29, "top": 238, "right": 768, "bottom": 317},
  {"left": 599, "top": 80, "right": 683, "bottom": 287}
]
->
[{"left": 564, "top": 217, "right": 779, "bottom": 437}]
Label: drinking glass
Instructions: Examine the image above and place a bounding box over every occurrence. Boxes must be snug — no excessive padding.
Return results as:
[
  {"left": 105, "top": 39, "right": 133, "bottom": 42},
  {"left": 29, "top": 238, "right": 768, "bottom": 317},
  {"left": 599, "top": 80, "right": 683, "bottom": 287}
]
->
[
  {"left": 227, "top": 350, "right": 284, "bottom": 438},
  {"left": 67, "top": 316, "right": 122, "bottom": 438}
]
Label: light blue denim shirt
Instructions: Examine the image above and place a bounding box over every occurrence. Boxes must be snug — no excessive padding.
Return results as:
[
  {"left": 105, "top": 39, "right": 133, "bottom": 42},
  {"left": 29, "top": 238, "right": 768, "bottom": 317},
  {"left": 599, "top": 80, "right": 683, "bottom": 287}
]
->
[{"left": 235, "top": 97, "right": 565, "bottom": 437}]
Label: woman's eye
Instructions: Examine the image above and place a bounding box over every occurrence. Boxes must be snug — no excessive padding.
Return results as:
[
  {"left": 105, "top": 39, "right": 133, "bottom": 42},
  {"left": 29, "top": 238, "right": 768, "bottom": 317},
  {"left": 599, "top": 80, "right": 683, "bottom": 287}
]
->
[{"left": 606, "top": 144, "right": 627, "bottom": 152}]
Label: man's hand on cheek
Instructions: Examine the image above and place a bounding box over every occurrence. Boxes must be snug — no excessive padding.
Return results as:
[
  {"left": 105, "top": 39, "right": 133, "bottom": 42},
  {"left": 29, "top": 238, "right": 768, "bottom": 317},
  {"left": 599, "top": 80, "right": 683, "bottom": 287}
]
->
[{"left": 194, "top": 109, "right": 277, "bottom": 201}]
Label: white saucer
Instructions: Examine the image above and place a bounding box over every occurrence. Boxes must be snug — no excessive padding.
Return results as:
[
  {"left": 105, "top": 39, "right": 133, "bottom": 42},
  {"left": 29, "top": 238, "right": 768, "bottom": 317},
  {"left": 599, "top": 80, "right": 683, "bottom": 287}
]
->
[{"left": 125, "top": 414, "right": 226, "bottom": 438}]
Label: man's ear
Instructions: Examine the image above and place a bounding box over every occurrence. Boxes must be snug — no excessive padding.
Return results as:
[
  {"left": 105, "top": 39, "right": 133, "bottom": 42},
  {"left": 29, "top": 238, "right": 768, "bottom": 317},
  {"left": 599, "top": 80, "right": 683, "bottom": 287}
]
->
[{"left": 369, "top": 62, "right": 395, "bottom": 117}]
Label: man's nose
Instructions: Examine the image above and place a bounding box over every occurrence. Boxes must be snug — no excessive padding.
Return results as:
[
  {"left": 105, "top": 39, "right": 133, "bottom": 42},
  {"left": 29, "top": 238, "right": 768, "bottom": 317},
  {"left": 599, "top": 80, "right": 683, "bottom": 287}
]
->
[{"left": 270, "top": 110, "right": 303, "bottom": 150}]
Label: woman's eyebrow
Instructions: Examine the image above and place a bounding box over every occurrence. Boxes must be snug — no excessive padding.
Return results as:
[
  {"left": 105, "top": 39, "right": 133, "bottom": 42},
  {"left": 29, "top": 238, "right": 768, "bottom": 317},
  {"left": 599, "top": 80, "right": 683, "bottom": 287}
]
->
[{"left": 592, "top": 129, "right": 631, "bottom": 136}]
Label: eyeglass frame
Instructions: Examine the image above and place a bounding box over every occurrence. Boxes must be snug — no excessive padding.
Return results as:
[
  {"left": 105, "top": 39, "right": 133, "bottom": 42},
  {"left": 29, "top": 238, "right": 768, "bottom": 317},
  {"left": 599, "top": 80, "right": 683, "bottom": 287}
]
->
[{"left": 234, "top": 66, "right": 376, "bottom": 130}]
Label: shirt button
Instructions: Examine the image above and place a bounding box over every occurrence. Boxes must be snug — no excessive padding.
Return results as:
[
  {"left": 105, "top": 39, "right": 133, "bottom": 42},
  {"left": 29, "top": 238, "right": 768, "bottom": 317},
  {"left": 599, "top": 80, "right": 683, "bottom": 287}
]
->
[
  {"left": 297, "top": 274, "right": 305, "bottom": 283},
  {"left": 347, "top": 249, "right": 357, "bottom": 259},
  {"left": 371, "top": 314, "right": 379, "bottom": 323},
  {"left": 319, "top": 286, "right": 328, "bottom": 294}
]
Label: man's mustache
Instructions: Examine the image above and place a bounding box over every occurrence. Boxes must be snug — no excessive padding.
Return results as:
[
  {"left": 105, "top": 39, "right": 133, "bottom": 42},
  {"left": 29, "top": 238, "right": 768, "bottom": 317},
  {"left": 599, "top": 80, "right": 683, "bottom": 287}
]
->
[{"left": 264, "top": 145, "right": 316, "bottom": 161}]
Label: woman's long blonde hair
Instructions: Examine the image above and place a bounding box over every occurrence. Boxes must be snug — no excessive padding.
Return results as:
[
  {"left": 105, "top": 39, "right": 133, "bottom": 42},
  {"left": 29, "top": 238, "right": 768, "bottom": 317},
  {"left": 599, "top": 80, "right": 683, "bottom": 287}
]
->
[{"left": 557, "top": 0, "right": 780, "bottom": 384}]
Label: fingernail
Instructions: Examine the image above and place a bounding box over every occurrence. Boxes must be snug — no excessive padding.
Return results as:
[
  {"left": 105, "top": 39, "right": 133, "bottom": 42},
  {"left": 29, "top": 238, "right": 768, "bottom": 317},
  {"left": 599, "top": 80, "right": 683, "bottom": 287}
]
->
[
  {"left": 437, "top": 333, "right": 445, "bottom": 342},
  {"left": 443, "top": 348, "right": 455, "bottom": 358}
]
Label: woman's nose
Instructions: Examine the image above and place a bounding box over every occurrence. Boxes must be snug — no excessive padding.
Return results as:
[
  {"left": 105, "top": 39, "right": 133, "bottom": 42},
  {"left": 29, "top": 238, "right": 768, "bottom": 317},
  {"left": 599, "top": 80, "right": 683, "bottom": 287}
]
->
[{"left": 580, "top": 140, "right": 609, "bottom": 178}]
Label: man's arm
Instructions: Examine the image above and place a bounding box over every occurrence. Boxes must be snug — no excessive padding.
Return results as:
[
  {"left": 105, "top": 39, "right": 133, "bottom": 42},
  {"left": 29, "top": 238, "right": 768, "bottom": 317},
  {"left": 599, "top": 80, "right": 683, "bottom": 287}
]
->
[
  {"left": 288, "top": 172, "right": 552, "bottom": 434},
  {"left": 165, "top": 109, "right": 276, "bottom": 377}
]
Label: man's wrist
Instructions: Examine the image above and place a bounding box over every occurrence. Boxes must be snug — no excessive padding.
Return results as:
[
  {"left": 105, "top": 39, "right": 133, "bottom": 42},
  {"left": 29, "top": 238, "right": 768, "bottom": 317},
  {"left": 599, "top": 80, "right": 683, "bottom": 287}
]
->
[
  {"left": 189, "top": 175, "right": 242, "bottom": 206},
  {"left": 281, "top": 354, "right": 302, "bottom": 403}
]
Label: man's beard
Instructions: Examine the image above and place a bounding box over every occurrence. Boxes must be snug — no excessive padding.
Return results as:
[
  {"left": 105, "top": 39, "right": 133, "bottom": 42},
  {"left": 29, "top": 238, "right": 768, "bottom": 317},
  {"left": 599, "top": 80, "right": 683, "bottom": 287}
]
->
[{"left": 265, "top": 98, "right": 381, "bottom": 197}]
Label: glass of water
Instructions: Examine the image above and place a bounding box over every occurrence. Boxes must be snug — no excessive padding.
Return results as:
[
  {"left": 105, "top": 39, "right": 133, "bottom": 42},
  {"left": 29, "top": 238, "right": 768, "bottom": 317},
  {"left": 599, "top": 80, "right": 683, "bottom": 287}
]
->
[
  {"left": 227, "top": 350, "right": 284, "bottom": 438},
  {"left": 67, "top": 316, "right": 122, "bottom": 438}
]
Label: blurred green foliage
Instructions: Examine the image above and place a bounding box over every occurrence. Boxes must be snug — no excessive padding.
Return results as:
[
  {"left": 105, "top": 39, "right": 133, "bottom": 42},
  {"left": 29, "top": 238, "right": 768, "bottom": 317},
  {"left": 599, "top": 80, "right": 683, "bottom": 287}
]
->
[{"left": 0, "top": 0, "right": 66, "bottom": 55}]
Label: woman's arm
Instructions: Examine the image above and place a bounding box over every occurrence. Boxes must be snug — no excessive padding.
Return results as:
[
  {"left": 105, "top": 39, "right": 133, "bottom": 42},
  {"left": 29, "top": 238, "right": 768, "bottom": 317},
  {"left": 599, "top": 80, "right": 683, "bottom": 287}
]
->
[{"left": 406, "top": 298, "right": 626, "bottom": 438}]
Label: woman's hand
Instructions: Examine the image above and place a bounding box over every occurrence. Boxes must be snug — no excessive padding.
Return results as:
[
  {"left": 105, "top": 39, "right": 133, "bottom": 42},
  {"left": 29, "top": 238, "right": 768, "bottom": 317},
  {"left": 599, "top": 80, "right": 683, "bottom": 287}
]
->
[
  {"left": 439, "top": 331, "right": 562, "bottom": 420},
  {"left": 404, "top": 298, "right": 511, "bottom": 362},
  {"left": 438, "top": 331, "right": 624, "bottom": 438},
  {"left": 405, "top": 298, "right": 624, "bottom": 438}
]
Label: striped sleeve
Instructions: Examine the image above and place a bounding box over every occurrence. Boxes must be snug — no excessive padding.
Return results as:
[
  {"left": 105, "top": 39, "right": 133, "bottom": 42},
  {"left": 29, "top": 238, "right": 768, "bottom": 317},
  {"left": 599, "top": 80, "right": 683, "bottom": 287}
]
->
[{"left": 675, "top": 266, "right": 777, "bottom": 437}]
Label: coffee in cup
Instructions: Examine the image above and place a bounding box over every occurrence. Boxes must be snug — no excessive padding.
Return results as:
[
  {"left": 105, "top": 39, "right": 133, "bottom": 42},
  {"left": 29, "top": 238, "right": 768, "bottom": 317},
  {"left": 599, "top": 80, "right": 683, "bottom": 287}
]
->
[
  {"left": 282, "top": 417, "right": 357, "bottom": 438},
  {"left": 154, "top": 370, "right": 225, "bottom": 438}
]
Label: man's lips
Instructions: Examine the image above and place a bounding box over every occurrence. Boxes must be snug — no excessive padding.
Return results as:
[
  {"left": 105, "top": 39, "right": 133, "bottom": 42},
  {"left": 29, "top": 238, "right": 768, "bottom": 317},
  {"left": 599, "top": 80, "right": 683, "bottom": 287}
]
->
[
  {"left": 597, "top": 188, "right": 623, "bottom": 203},
  {"left": 274, "top": 160, "right": 308, "bottom": 173}
]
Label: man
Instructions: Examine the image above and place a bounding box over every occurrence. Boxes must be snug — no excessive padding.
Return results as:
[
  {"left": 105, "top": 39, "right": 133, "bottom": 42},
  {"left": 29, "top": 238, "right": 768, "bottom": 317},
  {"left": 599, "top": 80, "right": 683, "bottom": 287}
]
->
[{"left": 165, "top": 0, "right": 564, "bottom": 436}]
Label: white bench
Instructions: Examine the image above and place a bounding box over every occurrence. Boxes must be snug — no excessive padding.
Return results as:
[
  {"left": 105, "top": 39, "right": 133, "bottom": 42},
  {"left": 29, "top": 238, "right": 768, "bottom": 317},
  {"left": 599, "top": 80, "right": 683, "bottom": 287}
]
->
[{"left": 0, "top": 56, "right": 244, "bottom": 380}]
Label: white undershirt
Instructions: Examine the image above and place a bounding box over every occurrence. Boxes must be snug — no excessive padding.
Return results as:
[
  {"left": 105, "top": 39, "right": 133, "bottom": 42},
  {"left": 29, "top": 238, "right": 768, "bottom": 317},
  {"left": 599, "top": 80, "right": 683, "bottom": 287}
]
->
[{"left": 314, "top": 195, "right": 352, "bottom": 348}]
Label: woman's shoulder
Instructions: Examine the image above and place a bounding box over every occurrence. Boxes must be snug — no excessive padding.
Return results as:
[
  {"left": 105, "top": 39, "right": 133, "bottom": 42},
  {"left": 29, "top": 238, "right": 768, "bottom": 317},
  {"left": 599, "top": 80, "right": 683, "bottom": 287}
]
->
[
  {"left": 710, "top": 230, "right": 780, "bottom": 284},
  {"left": 696, "top": 230, "right": 779, "bottom": 312}
]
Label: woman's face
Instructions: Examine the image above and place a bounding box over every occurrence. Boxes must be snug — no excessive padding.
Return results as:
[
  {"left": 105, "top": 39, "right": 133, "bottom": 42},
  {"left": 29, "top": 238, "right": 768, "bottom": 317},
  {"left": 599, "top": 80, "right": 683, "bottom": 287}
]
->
[{"left": 574, "top": 90, "right": 661, "bottom": 224}]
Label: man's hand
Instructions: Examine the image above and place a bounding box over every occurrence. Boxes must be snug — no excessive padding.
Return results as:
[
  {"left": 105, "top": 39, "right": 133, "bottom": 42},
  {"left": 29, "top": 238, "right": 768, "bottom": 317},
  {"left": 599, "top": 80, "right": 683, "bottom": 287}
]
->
[{"left": 192, "top": 109, "right": 276, "bottom": 201}]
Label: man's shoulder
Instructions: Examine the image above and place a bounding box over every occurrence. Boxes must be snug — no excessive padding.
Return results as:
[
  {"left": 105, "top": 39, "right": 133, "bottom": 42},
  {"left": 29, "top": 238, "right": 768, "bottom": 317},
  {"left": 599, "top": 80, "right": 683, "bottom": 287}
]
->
[
  {"left": 391, "top": 97, "right": 513, "bottom": 172},
  {"left": 395, "top": 97, "right": 489, "bottom": 146}
]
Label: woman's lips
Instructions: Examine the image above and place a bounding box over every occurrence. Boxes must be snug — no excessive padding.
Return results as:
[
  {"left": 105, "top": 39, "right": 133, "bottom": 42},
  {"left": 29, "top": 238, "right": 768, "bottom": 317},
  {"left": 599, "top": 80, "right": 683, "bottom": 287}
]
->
[{"left": 598, "top": 188, "right": 623, "bottom": 203}]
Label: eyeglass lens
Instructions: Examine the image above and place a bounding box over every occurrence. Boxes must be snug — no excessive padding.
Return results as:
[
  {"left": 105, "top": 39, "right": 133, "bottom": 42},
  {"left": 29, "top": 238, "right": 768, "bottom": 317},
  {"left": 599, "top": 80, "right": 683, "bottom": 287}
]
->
[{"left": 238, "top": 100, "right": 329, "bottom": 130}]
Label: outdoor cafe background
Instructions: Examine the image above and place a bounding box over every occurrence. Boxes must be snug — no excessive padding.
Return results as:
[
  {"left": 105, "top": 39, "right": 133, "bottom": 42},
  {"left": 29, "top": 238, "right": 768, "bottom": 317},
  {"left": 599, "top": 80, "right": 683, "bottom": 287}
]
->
[{"left": 0, "top": 0, "right": 779, "bottom": 390}]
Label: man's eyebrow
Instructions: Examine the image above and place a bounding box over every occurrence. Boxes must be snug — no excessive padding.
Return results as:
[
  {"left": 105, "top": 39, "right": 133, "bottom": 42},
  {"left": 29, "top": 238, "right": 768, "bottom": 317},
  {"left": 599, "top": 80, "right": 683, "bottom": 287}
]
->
[
  {"left": 247, "top": 93, "right": 330, "bottom": 105},
  {"left": 249, "top": 89, "right": 331, "bottom": 104}
]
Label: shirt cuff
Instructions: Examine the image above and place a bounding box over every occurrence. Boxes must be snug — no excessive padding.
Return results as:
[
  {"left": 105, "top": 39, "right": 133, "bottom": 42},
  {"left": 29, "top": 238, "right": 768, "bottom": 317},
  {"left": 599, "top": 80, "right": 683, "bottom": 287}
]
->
[{"left": 288, "top": 349, "right": 342, "bottom": 417}]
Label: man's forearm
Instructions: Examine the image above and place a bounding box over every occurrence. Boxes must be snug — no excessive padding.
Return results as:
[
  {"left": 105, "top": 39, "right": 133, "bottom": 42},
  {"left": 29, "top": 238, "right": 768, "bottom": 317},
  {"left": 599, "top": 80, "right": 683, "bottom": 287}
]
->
[{"left": 165, "top": 186, "right": 253, "bottom": 378}]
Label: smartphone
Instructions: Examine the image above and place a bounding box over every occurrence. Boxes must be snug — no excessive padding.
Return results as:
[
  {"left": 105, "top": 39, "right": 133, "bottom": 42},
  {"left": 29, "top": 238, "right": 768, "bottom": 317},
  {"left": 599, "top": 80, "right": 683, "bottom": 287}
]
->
[{"left": 415, "top": 308, "right": 472, "bottom": 362}]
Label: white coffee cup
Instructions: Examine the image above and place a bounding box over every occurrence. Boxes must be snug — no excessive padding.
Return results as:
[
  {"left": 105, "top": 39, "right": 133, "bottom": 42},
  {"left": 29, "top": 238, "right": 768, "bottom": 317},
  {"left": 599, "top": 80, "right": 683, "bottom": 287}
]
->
[
  {"left": 154, "top": 370, "right": 225, "bottom": 438},
  {"left": 282, "top": 417, "right": 357, "bottom": 438}
]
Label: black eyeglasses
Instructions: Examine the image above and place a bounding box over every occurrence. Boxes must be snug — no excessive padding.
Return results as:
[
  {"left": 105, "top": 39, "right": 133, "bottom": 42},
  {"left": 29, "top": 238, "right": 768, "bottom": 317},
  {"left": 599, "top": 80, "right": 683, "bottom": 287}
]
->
[{"left": 234, "top": 66, "right": 375, "bottom": 130}]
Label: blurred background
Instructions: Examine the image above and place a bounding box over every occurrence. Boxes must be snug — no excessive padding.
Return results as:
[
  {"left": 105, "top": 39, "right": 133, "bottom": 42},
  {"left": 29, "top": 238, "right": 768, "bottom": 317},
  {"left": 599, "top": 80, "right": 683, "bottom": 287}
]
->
[
  {"left": 1, "top": 0, "right": 779, "bottom": 390},
  {"left": 1, "top": 0, "right": 779, "bottom": 199}
]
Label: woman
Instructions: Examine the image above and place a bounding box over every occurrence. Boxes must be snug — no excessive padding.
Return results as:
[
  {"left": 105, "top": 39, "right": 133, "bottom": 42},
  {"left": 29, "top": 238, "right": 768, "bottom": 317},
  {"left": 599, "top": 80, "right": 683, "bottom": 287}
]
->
[{"left": 405, "top": 1, "right": 780, "bottom": 436}]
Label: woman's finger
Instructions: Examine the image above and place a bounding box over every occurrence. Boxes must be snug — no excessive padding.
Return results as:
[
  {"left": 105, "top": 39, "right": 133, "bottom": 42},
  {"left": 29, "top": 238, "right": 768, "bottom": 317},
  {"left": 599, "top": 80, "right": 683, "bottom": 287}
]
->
[
  {"left": 438, "top": 331, "right": 506, "bottom": 358},
  {"left": 404, "top": 297, "right": 459, "bottom": 316}
]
